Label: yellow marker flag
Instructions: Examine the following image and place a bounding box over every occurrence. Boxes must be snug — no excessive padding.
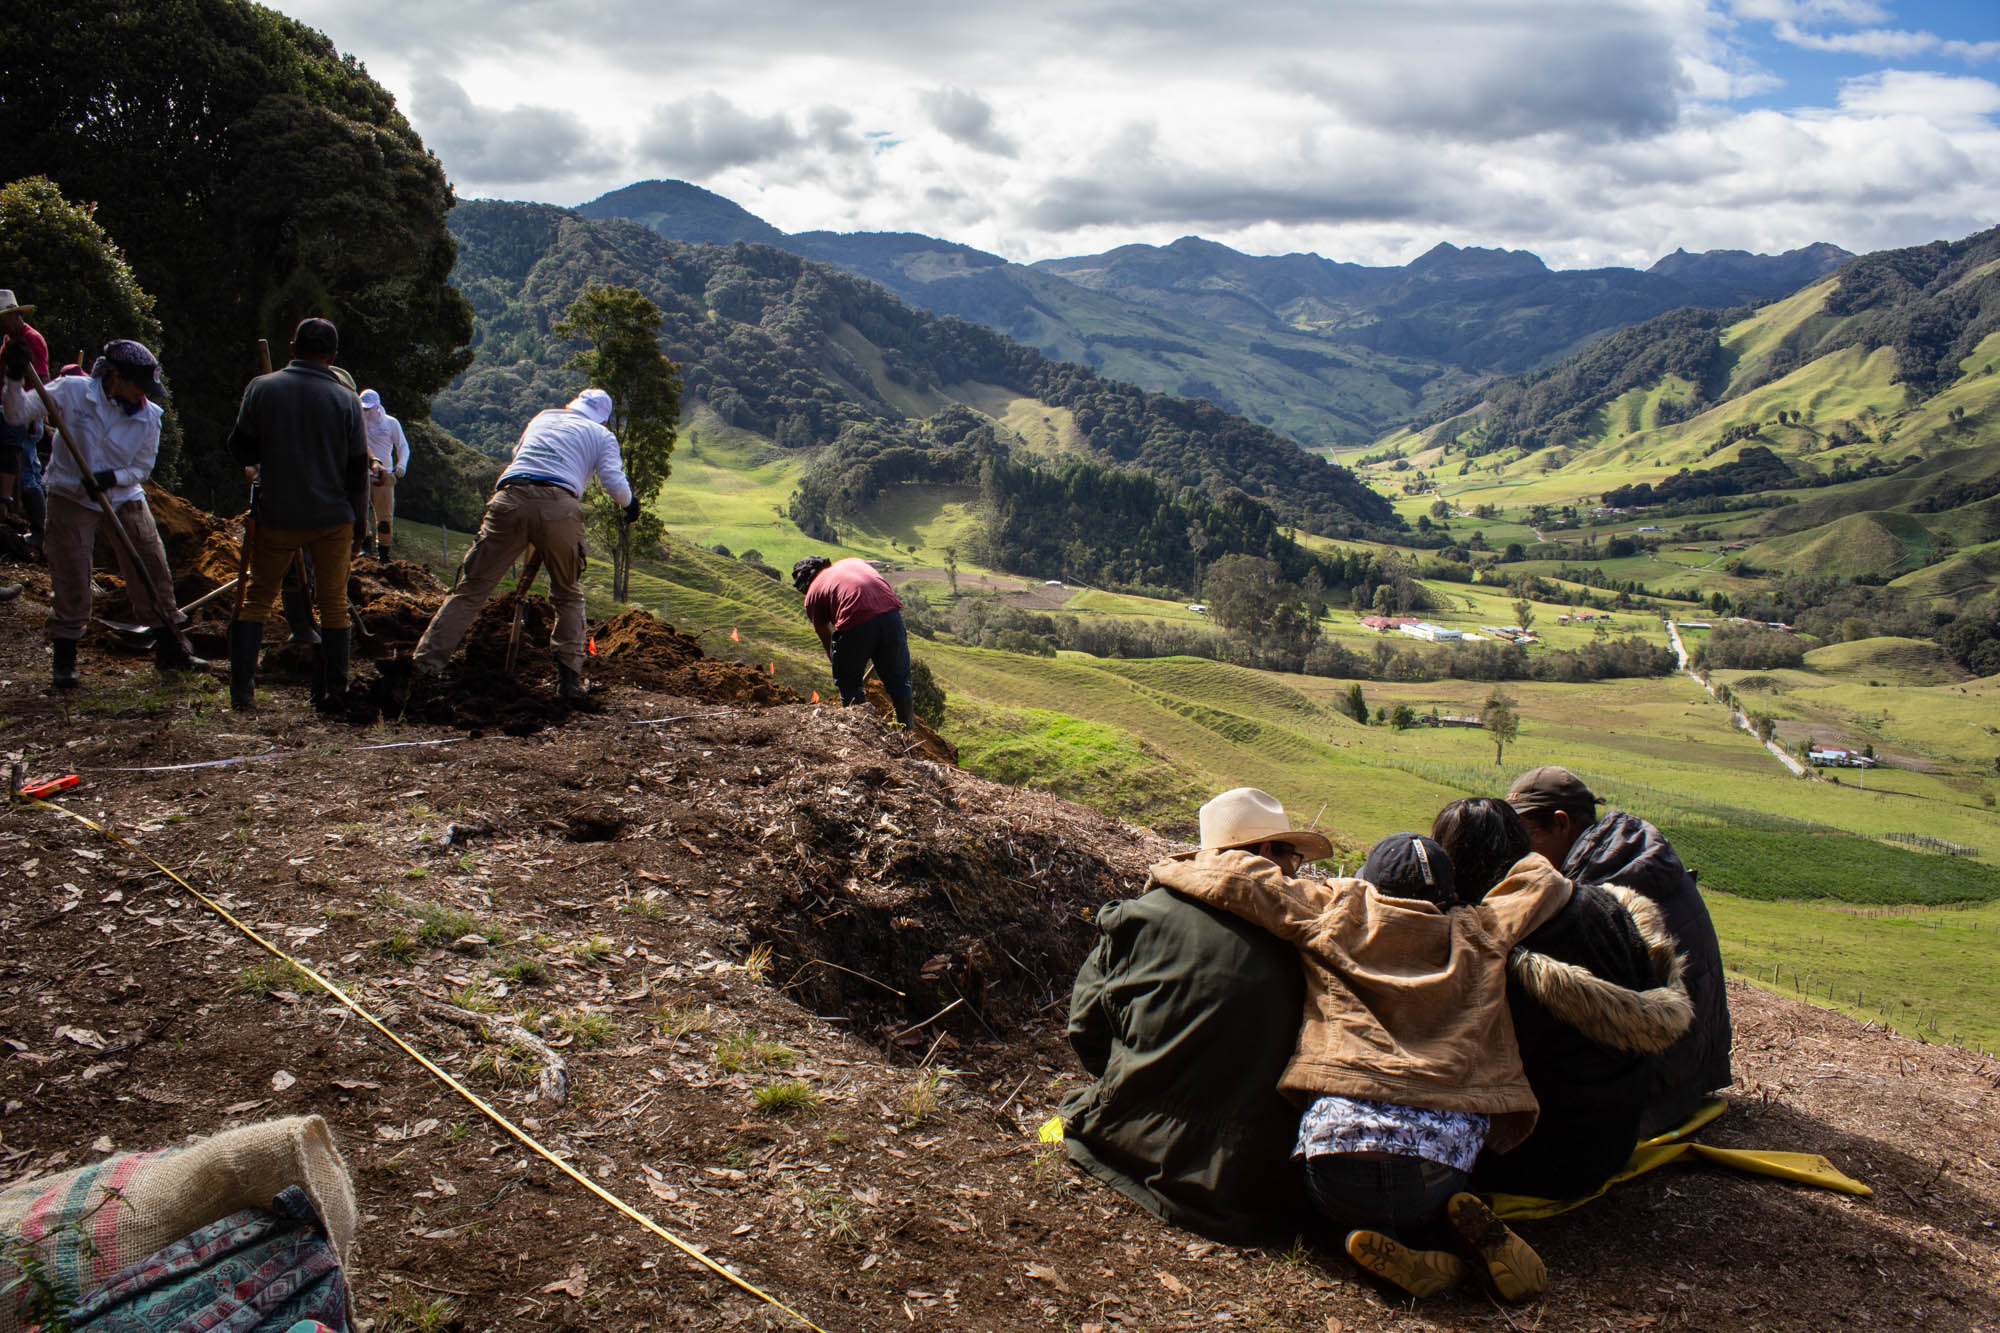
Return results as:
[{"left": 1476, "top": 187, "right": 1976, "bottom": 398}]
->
[{"left": 1036, "top": 1115, "right": 1065, "bottom": 1144}]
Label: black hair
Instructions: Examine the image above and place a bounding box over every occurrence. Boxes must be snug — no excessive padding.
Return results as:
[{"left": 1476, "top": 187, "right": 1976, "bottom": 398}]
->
[
  {"left": 1430, "top": 797, "right": 1531, "bottom": 903},
  {"left": 293, "top": 317, "right": 339, "bottom": 358},
  {"left": 791, "top": 555, "right": 832, "bottom": 595}
]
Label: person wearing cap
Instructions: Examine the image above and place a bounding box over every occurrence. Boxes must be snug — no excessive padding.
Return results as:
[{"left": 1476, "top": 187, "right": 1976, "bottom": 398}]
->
[
  {"left": 1060, "top": 788, "right": 1331, "bottom": 1247},
  {"left": 36, "top": 339, "right": 207, "bottom": 687},
  {"left": 1431, "top": 797, "right": 1695, "bottom": 1203},
  {"left": 1163, "top": 826, "right": 1565, "bottom": 1300},
  {"left": 226, "top": 317, "right": 370, "bottom": 712},
  {"left": 792, "top": 556, "right": 914, "bottom": 727},
  {"left": 0, "top": 290, "right": 49, "bottom": 380},
  {"left": 1505, "top": 766, "right": 1731, "bottom": 1136},
  {"left": 409, "top": 387, "right": 635, "bottom": 700},
  {"left": 358, "top": 389, "right": 409, "bottom": 560}
]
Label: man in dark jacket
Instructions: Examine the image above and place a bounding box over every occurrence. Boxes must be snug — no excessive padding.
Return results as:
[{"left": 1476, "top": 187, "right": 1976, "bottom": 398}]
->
[
  {"left": 226, "top": 317, "right": 369, "bottom": 712},
  {"left": 1062, "top": 788, "right": 1330, "bottom": 1247},
  {"left": 1507, "top": 766, "right": 1733, "bottom": 1136}
]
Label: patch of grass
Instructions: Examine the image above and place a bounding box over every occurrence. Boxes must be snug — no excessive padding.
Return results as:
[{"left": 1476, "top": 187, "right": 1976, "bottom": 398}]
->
[
  {"left": 715, "top": 1031, "right": 796, "bottom": 1074},
  {"left": 456, "top": 852, "right": 478, "bottom": 874},
  {"left": 782, "top": 1176, "right": 863, "bottom": 1242},
  {"left": 1665, "top": 826, "right": 2000, "bottom": 904},
  {"left": 753, "top": 1080, "right": 819, "bottom": 1116},
  {"left": 619, "top": 892, "right": 668, "bottom": 918},
  {"left": 551, "top": 1009, "right": 618, "bottom": 1049},
  {"left": 383, "top": 1293, "right": 458, "bottom": 1333},
  {"left": 403, "top": 865, "right": 429, "bottom": 880},
  {"left": 370, "top": 932, "right": 420, "bottom": 962},
  {"left": 488, "top": 955, "right": 548, "bottom": 985},
  {"left": 741, "top": 941, "right": 775, "bottom": 982},
  {"left": 650, "top": 1002, "right": 715, "bottom": 1039},
  {"left": 235, "top": 959, "right": 320, "bottom": 995},
  {"left": 444, "top": 1121, "right": 470, "bottom": 1143},
  {"left": 569, "top": 935, "right": 615, "bottom": 962},
  {"left": 470, "top": 1041, "right": 539, "bottom": 1088},
  {"left": 447, "top": 984, "right": 496, "bottom": 1013},
  {"left": 410, "top": 901, "right": 504, "bottom": 950},
  {"left": 901, "top": 1067, "right": 946, "bottom": 1128}
]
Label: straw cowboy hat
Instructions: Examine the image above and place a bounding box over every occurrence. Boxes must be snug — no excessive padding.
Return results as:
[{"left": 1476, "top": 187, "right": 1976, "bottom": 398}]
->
[
  {"left": 1171, "top": 787, "right": 1333, "bottom": 861},
  {"left": 0, "top": 290, "right": 35, "bottom": 319}
]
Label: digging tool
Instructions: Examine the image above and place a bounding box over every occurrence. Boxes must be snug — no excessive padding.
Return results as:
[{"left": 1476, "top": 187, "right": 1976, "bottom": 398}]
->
[
  {"left": 100, "top": 576, "right": 246, "bottom": 646},
  {"left": 23, "top": 363, "right": 200, "bottom": 664},
  {"left": 505, "top": 545, "right": 544, "bottom": 674},
  {"left": 228, "top": 340, "right": 274, "bottom": 625}
]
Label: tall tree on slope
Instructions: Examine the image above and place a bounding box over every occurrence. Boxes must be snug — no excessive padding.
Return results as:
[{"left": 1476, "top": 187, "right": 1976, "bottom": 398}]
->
[{"left": 0, "top": 0, "right": 474, "bottom": 510}]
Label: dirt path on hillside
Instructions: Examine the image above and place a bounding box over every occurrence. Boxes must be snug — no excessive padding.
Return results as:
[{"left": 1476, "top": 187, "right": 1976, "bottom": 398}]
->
[{"left": 4, "top": 553, "right": 2000, "bottom": 1331}]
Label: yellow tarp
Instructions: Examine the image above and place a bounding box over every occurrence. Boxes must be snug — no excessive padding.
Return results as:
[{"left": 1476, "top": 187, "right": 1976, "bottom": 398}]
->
[{"left": 1487, "top": 1098, "right": 1873, "bottom": 1221}]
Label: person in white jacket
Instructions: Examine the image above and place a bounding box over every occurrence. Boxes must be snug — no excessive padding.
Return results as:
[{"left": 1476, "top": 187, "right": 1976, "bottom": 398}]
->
[
  {"left": 409, "top": 389, "right": 633, "bottom": 700},
  {"left": 359, "top": 388, "right": 409, "bottom": 560},
  {"left": 39, "top": 341, "right": 206, "bottom": 687}
]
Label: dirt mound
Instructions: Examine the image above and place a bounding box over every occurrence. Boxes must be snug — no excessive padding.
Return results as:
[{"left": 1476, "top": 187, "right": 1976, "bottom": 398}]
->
[{"left": 591, "top": 609, "right": 794, "bottom": 708}]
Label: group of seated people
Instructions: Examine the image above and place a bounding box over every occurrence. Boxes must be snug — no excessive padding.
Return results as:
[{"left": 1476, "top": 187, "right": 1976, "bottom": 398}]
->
[{"left": 1060, "top": 767, "right": 1733, "bottom": 1302}]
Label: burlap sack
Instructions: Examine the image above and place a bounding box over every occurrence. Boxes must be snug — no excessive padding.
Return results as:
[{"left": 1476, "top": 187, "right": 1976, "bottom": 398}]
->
[{"left": 0, "top": 1116, "right": 357, "bottom": 1330}]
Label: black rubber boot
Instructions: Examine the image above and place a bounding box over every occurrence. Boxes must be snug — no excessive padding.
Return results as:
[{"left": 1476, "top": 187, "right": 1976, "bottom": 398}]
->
[
  {"left": 22, "top": 488, "right": 45, "bottom": 547},
  {"left": 229, "top": 620, "right": 262, "bottom": 711},
  {"left": 557, "top": 663, "right": 587, "bottom": 700},
  {"left": 313, "top": 627, "right": 351, "bottom": 712},
  {"left": 282, "top": 581, "right": 321, "bottom": 647},
  {"left": 376, "top": 524, "right": 392, "bottom": 562},
  {"left": 51, "top": 637, "right": 80, "bottom": 691},
  {"left": 154, "top": 629, "right": 211, "bottom": 675}
]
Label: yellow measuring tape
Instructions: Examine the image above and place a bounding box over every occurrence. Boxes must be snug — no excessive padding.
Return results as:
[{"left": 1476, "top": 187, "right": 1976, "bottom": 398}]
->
[{"left": 26, "top": 798, "right": 828, "bottom": 1333}]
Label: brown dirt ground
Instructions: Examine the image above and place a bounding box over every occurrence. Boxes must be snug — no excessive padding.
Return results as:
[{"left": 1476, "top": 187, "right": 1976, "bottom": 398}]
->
[{"left": 4, "top": 538, "right": 2000, "bottom": 1333}]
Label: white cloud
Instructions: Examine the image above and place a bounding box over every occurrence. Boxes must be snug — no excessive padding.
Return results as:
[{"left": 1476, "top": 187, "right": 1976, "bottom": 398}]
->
[
  {"left": 1838, "top": 70, "right": 2000, "bottom": 122},
  {"left": 266, "top": 0, "right": 2000, "bottom": 271},
  {"left": 409, "top": 74, "right": 617, "bottom": 185}
]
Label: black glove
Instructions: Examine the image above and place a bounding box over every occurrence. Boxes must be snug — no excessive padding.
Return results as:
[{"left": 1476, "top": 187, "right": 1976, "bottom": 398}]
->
[
  {"left": 91, "top": 469, "right": 118, "bottom": 494},
  {"left": 623, "top": 497, "right": 641, "bottom": 524}
]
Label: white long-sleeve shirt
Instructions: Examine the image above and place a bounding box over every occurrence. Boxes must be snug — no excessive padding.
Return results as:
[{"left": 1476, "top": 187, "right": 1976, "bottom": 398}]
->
[
  {"left": 41, "top": 373, "right": 160, "bottom": 512},
  {"left": 497, "top": 407, "right": 632, "bottom": 507},
  {"left": 364, "top": 407, "right": 410, "bottom": 477}
]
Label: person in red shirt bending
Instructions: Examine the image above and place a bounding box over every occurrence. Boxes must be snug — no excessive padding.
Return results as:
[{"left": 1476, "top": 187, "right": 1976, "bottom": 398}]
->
[{"left": 792, "top": 556, "right": 915, "bottom": 727}]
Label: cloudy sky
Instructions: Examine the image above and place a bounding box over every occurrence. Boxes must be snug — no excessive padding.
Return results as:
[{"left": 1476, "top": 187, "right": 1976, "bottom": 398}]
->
[{"left": 274, "top": 0, "right": 1998, "bottom": 270}]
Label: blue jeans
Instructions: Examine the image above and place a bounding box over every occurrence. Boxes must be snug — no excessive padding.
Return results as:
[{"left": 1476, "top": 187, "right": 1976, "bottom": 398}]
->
[
  {"left": 1303, "top": 1153, "right": 1466, "bottom": 1243},
  {"left": 830, "top": 608, "right": 914, "bottom": 725}
]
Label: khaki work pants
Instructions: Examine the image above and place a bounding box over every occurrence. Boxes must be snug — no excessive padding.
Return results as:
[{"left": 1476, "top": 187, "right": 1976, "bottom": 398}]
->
[
  {"left": 45, "top": 493, "right": 184, "bottom": 641},
  {"left": 414, "top": 482, "right": 588, "bottom": 672},
  {"left": 241, "top": 523, "right": 353, "bottom": 629},
  {"left": 371, "top": 471, "right": 396, "bottom": 537}
]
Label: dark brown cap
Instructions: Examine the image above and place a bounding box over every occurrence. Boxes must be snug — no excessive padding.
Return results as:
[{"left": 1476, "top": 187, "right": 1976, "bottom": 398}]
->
[{"left": 1506, "top": 765, "right": 1598, "bottom": 815}]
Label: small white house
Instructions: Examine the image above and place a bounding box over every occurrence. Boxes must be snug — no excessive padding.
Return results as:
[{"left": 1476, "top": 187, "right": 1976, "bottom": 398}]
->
[{"left": 1399, "top": 621, "right": 1464, "bottom": 643}]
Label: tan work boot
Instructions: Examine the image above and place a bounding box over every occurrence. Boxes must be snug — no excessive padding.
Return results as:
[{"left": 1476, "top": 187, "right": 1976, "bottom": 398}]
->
[
  {"left": 1447, "top": 1193, "right": 1547, "bottom": 1302},
  {"left": 1344, "top": 1229, "right": 1467, "bottom": 1298}
]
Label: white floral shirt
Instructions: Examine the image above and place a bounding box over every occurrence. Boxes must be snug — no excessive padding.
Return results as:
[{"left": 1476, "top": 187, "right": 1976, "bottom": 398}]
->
[{"left": 1295, "top": 1094, "right": 1490, "bottom": 1172}]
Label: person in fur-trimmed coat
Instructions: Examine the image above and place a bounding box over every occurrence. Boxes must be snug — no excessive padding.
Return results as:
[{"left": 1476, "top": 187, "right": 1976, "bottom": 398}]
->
[{"left": 1433, "top": 797, "right": 1697, "bottom": 1201}]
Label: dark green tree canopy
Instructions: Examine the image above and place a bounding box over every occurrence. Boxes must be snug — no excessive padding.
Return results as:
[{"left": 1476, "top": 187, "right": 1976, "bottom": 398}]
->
[{"left": 0, "top": 0, "right": 474, "bottom": 508}]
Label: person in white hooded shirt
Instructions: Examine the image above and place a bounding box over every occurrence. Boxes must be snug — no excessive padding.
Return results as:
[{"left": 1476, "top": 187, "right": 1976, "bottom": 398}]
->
[
  {"left": 409, "top": 388, "right": 634, "bottom": 699},
  {"left": 359, "top": 388, "right": 409, "bottom": 560}
]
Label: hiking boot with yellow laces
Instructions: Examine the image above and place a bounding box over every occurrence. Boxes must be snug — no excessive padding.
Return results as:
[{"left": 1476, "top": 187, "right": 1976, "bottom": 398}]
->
[
  {"left": 1344, "top": 1229, "right": 1467, "bottom": 1298},
  {"left": 1447, "top": 1192, "right": 1547, "bottom": 1302}
]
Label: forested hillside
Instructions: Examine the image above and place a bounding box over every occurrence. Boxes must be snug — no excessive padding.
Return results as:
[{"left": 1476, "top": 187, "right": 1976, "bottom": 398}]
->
[
  {"left": 580, "top": 180, "right": 1847, "bottom": 450},
  {"left": 436, "top": 201, "right": 1398, "bottom": 593}
]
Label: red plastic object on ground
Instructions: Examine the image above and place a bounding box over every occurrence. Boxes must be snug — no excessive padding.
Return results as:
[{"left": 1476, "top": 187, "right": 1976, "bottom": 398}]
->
[{"left": 15, "top": 774, "right": 80, "bottom": 800}]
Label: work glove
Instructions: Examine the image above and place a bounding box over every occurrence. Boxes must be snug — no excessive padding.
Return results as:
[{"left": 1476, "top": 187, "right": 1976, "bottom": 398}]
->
[
  {"left": 623, "top": 497, "right": 641, "bottom": 524},
  {"left": 91, "top": 468, "right": 117, "bottom": 494}
]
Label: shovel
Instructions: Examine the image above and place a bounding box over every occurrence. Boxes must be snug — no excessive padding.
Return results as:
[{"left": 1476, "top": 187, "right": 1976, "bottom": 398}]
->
[
  {"left": 99, "top": 578, "right": 243, "bottom": 648},
  {"left": 504, "top": 545, "right": 544, "bottom": 675}
]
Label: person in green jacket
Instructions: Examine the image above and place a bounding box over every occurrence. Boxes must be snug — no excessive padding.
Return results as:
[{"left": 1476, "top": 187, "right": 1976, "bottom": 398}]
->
[{"left": 1061, "top": 788, "right": 1332, "bottom": 1247}]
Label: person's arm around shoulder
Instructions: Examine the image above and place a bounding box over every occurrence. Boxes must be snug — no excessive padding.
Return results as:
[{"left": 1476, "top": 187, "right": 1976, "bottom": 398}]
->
[
  {"left": 1479, "top": 852, "right": 1575, "bottom": 948},
  {"left": 1162, "top": 851, "right": 1337, "bottom": 950}
]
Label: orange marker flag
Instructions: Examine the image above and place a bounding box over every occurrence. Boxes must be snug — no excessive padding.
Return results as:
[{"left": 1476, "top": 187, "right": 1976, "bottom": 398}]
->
[
  {"left": 587, "top": 635, "right": 597, "bottom": 656},
  {"left": 768, "top": 661, "right": 776, "bottom": 676},
  {"left": 810, "top": 690, "right": 821, "bottom": 703},
  {"left": 730, "top": 626, "right": 740, "bottom": 642}
]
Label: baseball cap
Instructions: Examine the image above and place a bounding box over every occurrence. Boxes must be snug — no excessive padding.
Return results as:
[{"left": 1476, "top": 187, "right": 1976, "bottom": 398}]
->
[
  {"left": 1359, "top": 833, "right": 1456, "bottom": 907},
  {"left": 1506, "top": 765, "right": 1599, "bottom": 816},
  {"left": 100, "top": 340, "right": 164, "bottom": 399}
]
